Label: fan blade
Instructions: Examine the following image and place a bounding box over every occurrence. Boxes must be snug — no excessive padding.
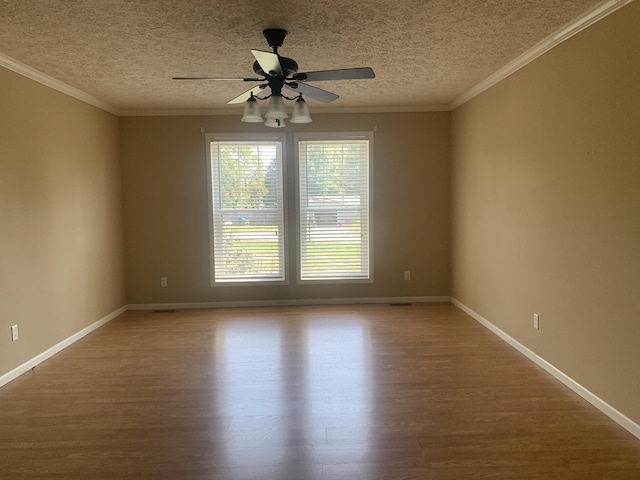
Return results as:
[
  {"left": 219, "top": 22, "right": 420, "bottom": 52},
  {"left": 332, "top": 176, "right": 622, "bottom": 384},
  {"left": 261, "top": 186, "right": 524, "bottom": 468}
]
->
[
  {"left": 173, "top": 76, "right": 262, "bottom": 81},
  {"left": 285, "top": 82, "right": 339, "bottom": 103},
  {"left": 294, "top": 67, "right": 375, "bottom": 82},
  {"left": 227, "top": 85, "right": 269, "bottom": 104},
  {"left": 251, "top": 50, "right": 283, "bottom": 77}
]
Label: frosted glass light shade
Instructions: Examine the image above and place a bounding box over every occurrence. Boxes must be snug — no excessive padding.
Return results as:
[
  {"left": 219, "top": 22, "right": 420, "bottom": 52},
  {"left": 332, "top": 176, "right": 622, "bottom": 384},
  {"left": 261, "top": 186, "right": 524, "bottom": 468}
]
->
[
  {"left": 241, "top": 97, "right": 263, "bottom": 123},
  {"left": 290, "top": 97, "right": 312, "bottom": 123},
  {"left": 265, "top": 95, "right": 288, "bottom": 119},
  {"left": 264, "top": 117, "right": 286, "bottom": 128}
]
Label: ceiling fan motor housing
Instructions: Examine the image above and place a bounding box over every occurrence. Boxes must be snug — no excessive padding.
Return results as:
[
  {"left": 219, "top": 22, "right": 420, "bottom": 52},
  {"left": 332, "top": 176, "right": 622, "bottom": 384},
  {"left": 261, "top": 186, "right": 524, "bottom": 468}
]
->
[
  {"left": 173, "top": 27, "right": 374, "bottom": 106},
  {"left": 253, "top": 29, "right": 298, "bottom": 77},
  {"left": 253, "top": 56, "right": 298, "bottom": 77},
  {"left": 263, "top": 28, "right": 288, "bottom": 49}
]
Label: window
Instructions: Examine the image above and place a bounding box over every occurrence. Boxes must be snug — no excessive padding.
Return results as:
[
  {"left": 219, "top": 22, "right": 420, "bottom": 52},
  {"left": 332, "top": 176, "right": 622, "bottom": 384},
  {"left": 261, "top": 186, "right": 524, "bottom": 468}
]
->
[
  {"left": 207, "top": 135, "right": 286, "bottom": 283},
  {"left": 296, "top": 133, "right": 373, "bottom": 282}
]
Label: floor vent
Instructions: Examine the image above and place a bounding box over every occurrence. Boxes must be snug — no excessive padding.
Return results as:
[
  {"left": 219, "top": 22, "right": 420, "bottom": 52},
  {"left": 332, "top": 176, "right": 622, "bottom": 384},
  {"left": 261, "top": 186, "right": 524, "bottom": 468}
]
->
[
  {"left": 153, "top": 309, "right": 176, "bottom": 313},
  {"left": 389, "top": 303, "right": 412, "bottom": 307}
]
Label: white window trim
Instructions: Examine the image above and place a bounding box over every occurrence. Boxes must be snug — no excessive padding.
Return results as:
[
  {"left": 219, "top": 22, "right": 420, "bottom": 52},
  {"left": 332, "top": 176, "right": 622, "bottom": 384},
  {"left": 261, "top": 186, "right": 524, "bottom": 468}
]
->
[
  {"left": 294, "top": 132, "right": 374, "bottom": 285},
  {"left": 205, "top": 133, "right": 289, "bottom": 287}
]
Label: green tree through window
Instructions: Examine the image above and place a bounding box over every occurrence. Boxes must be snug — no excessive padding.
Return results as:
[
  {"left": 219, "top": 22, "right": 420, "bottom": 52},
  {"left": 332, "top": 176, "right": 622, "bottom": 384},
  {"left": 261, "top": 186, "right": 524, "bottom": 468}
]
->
[
  {"left": 208, "top": 138, "right": 285, "bottom": 283},
  {"left": 219, "top": 145, "right": 271, "bottom": 209},
  {"left": 297, "top": 135, "right": 372, "bottom": 281}
]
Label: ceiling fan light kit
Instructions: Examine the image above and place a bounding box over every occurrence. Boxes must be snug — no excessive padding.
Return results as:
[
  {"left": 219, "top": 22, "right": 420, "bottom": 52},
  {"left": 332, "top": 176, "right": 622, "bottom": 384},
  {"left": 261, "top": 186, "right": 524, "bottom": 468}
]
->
[
  {"left": 264, "top": 118, "right": 287, "bottom": 128},
  {"left": 240, "top": 94, "right": 264, "bottom": 123},
  {"left": 264, "top": 117, "right": 286, "bottom": 128},
  {"left": 265, "top": 94, "right": 288, "bottom": 120},
  {"left": 174, "top": 28, "right": 375, "bottom": 128},
  {"left": 290, "top": 96, "right": 312, "bottom": 124}
]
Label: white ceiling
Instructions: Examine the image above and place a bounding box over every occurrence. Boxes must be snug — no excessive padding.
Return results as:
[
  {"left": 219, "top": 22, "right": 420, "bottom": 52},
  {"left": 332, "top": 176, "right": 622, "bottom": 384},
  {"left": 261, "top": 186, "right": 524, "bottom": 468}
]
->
[{"left": 0, "top": 0, "right": 614, "bottom": 114}]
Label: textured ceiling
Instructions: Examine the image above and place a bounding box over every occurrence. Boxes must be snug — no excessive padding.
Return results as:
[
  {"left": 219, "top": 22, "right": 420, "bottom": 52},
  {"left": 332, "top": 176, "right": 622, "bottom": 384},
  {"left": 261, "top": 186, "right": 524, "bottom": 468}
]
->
[{"left": 0, "top": 0, "right": 604, "bottom": 113}]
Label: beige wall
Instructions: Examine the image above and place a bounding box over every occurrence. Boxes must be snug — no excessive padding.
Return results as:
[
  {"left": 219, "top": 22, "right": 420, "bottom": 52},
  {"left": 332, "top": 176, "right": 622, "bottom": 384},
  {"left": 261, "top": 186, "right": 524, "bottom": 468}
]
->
[
  {"left": 451, "top": 2, "right": 640, "bottom": 424},
  {"left": 120, "top": 112, "right": 451, "bottom": 304},
  {"left": 4, "top": 0, "right": 637, "bottom": 431},
  {"left": 0, "top": 68, "right": 125, "bottom": 377}
]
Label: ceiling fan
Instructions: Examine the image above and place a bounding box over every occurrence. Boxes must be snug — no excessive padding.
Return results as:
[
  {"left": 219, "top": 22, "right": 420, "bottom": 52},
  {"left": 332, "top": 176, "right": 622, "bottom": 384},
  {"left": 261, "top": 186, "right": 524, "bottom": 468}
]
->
[{"left": 173, "top": 29, "right": 375, "bottom": 125}]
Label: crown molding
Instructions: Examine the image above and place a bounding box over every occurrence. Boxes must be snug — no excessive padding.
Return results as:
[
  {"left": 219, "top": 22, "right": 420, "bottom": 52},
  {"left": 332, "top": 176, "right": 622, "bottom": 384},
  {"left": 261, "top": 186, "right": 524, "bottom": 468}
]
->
[
  {"left": 2, "top": 0, "right": 633, "bottom": 116},
  {"left": 118, "top": 104, "right": 451, "bottom": 117},
  {"left": 1, "top": 51, "right": 448, "bottom": 117},
  {"left": 448, "top": 0, "right": 635, "bottom": 110},
  {"left": 0, "top": 52, "right": 120, "bottom": 115}
]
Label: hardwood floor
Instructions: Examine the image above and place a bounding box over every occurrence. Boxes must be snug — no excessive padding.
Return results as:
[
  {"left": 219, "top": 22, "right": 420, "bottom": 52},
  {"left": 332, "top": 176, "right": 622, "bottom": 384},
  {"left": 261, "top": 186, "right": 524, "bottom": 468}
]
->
[{"left": 1, "top": 303, "right": 639, "bottom": 479}]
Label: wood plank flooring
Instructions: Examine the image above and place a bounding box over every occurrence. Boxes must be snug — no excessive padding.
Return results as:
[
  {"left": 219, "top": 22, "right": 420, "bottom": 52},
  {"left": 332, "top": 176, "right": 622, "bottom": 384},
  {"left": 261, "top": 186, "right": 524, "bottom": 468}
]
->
[{"left": 1, "top": 303, "right": 639, "bottom": 479}]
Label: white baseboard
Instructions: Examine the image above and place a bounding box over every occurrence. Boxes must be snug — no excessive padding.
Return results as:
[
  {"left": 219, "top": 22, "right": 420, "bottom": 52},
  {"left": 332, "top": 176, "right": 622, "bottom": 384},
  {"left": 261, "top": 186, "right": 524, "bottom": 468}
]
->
[
  {"left": 0, "top": 296, "right": 445, "bottom": 387},
  {"left": 126, "top": 296, "right": 451, "bottom": 311},
  {"left": 450, "top": 297, "right": 640, "bottom": 441},
  {"left": 9, "top": 297, "right": 637, "bottom": 442},
  {"left": 0, "top": 305, "right": 127, "bottom": 388}
]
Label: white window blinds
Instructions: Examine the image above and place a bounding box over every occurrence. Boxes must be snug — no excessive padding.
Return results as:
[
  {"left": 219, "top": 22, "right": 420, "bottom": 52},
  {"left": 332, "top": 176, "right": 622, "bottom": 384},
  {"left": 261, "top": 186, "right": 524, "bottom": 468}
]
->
[
  {"left": 297, "top": 134, "right": 372, "bottom": 281},
  {"left": 208, "top": 137, "right": 285, "bottom": 283}
]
